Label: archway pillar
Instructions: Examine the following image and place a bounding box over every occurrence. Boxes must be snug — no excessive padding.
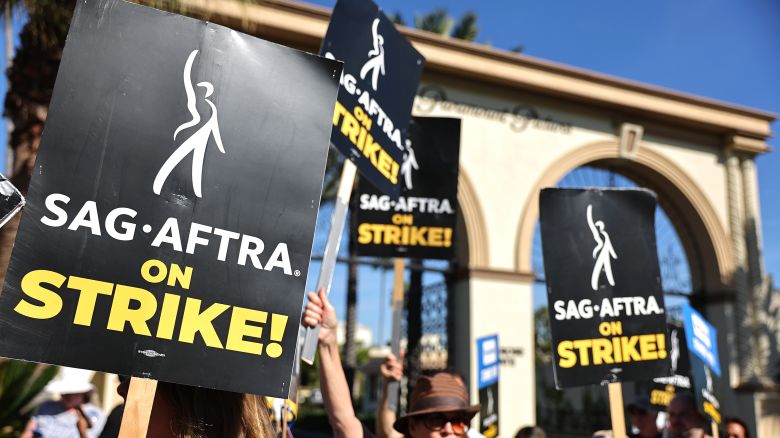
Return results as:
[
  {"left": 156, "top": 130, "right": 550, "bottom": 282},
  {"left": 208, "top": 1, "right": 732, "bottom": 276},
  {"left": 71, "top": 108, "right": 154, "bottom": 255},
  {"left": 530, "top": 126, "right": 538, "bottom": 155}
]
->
[{"left": 451, "top": 267, "right": 537, "bottom": 435}]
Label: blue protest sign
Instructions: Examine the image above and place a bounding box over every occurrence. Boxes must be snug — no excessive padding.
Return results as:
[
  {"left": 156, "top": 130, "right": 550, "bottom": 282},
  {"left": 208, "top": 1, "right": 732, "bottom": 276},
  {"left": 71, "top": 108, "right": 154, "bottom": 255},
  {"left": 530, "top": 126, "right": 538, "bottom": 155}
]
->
[
  {"left": 477, "top": 334, "right": 499, "bottom": 389},
  {"left": 682, "top": 304, "right": 721, "bottom": 376}
]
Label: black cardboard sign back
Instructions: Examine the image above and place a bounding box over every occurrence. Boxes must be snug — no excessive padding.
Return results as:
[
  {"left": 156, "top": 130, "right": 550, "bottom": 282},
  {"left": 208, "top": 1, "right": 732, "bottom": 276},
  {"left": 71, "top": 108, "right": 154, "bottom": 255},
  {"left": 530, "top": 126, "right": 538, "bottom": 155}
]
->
[
  {"left": 648, "top": 323, "right": 692, "bottom": 409},
  {"left": 0, "top": 0, "right": 342, "bottom": 398},
  {"left": 354, "top": 117, "right": 460, "bottom": 259},
  {"left": 539, "top": 188, "right": 669, "bottom": 388},
  {"left": 322, "top": 0, "right": 425, "bottom": 198}
]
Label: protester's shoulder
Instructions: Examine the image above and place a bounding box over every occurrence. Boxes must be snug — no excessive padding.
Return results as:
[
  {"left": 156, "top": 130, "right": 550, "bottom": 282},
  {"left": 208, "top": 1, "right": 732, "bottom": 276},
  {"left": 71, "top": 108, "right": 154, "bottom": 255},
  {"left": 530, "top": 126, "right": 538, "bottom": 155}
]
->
[
  {"left": 83, "top": 402, "right": 106, "bottom": 420},
  {"left": 34, "top": 401, "right": 66, "bottom": 416}
]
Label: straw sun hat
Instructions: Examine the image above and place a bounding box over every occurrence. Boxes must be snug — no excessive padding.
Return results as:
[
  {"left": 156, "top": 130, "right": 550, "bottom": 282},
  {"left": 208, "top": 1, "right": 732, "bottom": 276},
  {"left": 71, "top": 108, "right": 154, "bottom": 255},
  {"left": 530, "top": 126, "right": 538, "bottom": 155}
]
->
[
  {"left": 393, "top": 373, "right": 480, "bottom": 434},
  {"left": 45, "top": 367, "right": 96, "bottom": 395}
]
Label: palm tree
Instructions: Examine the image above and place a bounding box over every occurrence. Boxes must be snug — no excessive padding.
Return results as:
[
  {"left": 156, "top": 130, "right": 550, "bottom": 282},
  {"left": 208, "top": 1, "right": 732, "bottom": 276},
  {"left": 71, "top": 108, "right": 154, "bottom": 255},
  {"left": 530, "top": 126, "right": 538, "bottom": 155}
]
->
[
  {"left": 0, "top": 361, "right": 59, "bottom": 436},
  {"left": 392, "top": 8, "right": 480, "bottom": 42},
  {"left": 0, "top": 0, "right": 76, "bottom": 287}
]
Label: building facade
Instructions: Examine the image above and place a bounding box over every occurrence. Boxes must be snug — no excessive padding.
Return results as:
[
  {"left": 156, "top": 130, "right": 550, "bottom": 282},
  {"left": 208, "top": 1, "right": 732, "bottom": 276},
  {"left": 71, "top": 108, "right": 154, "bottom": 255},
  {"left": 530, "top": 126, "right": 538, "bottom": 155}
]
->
[{"left": 175, "top": 0, "right": 778, "bottom": 435}]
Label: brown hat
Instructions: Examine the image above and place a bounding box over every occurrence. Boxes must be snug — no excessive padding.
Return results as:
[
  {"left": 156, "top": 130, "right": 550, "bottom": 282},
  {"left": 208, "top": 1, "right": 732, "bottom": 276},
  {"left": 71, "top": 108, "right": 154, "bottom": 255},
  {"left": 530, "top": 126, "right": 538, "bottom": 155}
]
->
[{"left": 393, "top": 373, "right": 480, "bottom": 434}]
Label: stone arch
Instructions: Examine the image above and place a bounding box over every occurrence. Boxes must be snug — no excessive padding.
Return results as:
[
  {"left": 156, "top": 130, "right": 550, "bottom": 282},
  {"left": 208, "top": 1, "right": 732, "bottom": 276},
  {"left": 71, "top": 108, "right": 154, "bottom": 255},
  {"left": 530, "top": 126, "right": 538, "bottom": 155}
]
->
[
  {"left": 457, "top": 167, "right": 490, "bottom": 268},
  {"left": 515, "top": 140, "right": 734, "bottom": 292}
]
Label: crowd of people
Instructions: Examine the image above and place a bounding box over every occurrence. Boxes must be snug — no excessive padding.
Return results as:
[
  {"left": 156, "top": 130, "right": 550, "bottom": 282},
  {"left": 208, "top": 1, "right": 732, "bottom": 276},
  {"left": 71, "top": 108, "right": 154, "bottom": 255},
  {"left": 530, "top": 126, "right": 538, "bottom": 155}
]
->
[{"left": 16, "top": 288, "right": 753, "bottom": 438}]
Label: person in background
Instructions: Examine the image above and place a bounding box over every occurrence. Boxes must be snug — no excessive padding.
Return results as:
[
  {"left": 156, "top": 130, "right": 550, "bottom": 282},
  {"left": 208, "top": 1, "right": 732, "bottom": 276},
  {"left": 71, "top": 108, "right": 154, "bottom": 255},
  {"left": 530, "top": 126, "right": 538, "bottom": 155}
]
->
[
  {"left": 22, "top": 367, "right": 106, "bottom": 438},
  {"left": 626, "top": 395, "right": 662, "bottom": 438},
  {"left": 303, "top": 287, "right": 481, "bottom": 438},
  {"left": 666, "top": 392, "right": 712, "bottom": 438},
  {"left": 115, "top": 378, "right": 275, "bottom": 437},
  {"left": 723, "top": 417, "right": 750, "bottom": 438},
  {"left": 515, "top": 425, "right": 546, "bottom": 438},
  {"left": 374, "top": 354, "right": 484, "bottom": 438}
]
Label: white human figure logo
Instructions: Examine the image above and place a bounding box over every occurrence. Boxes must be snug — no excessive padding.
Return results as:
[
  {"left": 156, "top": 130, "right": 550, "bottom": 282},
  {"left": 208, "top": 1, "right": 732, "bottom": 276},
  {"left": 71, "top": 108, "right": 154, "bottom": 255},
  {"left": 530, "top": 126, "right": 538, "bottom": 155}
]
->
[
  {"left": 671, "top": 328, "right": 680, "bottom": 373},
  {"left": 705, "top": 366, "right": 713, "bottom": 392},
  {"left": 487, "top": 387, "right": 494, "bottom": 414},
  {"left": 587, "top": 204, "right": 617, "bottom": 291},
  {"left": 400, "top": 139, "right": 418, "bottom": 190},
  {"left": 359, "top": 18, "right": 385, "bottom": 91},
  {"left": 153, "top": 49, "right": 225, "bottom": 198}
]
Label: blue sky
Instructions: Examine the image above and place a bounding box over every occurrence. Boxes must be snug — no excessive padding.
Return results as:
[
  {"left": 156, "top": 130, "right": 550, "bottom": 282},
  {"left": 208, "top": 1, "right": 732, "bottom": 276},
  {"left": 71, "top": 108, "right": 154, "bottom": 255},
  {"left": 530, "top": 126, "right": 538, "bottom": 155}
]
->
[{"left": 3, "top": 0, "right": 778, "bottom": 346}]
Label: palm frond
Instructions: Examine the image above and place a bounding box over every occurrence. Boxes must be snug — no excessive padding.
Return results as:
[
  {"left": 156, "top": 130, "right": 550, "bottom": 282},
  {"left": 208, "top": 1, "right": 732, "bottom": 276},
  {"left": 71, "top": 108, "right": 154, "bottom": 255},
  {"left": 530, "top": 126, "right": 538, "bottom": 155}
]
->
[
  {"left": 414, "top": 8, "right": 453, "bottom": 36},
  {"left": 451, "top": 11, "right": 478, "bottom": 41}
]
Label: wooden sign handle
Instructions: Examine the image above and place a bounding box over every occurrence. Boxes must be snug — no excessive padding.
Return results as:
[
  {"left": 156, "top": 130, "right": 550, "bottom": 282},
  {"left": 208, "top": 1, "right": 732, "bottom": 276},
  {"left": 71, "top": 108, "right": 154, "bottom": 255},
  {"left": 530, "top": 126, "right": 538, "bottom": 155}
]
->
[
  {"left": 119, "top": 378, "right": 157, "bottom": 438},
  {"left": 386, "top": 258, "right": 405, "bottom": 412},
  {"left": 607, "top": 382, "right": 626, "bottom": 438}
]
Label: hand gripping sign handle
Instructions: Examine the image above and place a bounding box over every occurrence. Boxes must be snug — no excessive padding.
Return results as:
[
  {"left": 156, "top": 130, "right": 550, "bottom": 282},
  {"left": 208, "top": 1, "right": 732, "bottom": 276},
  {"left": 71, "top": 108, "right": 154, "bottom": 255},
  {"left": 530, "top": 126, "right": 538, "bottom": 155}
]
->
[
  {"left": 301, "top": 159, "right": 358, "bottom": 364},
  {"left": 386, "top": 258, "right": 405, "bottom": 412}
]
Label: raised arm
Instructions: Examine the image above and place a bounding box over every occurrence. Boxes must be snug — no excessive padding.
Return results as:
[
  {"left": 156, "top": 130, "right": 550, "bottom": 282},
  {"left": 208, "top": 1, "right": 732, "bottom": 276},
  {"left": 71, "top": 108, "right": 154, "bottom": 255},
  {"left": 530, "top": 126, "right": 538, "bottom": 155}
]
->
[
  {"left": 302, "top": 288, "right": 363, "bottom": 438},
  {"left": 376, "top": 353, "right": 404, "bottom": 438}
]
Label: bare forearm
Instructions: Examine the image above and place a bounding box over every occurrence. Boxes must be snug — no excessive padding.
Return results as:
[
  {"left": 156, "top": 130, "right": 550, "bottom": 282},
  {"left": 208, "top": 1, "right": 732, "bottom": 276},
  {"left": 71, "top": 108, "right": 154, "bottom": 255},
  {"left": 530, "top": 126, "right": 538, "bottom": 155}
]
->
[
  {"left": 376, "top": 380, "right": 401, "bottom": 438},
  {"left": 318, "top": 341, "right": 362, "bottom": 438}
]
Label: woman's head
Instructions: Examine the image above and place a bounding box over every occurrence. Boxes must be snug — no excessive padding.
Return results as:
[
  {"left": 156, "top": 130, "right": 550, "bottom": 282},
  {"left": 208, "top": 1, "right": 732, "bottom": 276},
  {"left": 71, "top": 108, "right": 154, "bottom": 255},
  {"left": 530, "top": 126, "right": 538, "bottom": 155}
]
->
[
  {"left": 118, "top": 379, "right": 274, "bottom": 438},
  {"left": 155, "top": 383, "right": 274, "bottom": 438}
]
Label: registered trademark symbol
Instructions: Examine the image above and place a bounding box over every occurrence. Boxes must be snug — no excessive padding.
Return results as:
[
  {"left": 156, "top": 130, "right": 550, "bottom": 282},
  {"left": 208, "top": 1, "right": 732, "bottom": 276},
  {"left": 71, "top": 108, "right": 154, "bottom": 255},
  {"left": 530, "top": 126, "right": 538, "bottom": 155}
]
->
[{"left": 294, "top": 270, "right": 301, "bottom": 277}]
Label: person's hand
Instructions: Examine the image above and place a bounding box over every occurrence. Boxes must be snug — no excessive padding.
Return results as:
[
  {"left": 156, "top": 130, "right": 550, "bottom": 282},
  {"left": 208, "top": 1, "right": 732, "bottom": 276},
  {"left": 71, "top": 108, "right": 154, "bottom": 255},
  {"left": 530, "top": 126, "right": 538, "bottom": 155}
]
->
[
  {"left": 380, "top": 352, "right": 403, "bottom": 382},
  {"left": 302, "top": 288, "right": 338, "bottom": 347}
]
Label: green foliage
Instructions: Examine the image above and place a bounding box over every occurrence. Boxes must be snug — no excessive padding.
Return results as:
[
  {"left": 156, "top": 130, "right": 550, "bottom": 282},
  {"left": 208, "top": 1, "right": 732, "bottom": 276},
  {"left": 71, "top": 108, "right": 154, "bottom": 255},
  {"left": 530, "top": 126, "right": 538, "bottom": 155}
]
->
[
  {"left": 534, "top": 306, "right": 552, "bottom": 364},
  {"left": 451, "top": 12, "right": 478, "bottom": 42},
  {"left": 414, "top": 8, "right": 453, "bottom": 36},
  {"left": 392, "top": 8, "right": 478, "bottom": 42},
  {"left": 389, "top": 11, "right": 404, "bottom": 26},
  {"left": 0, "top": 360, "right": 59, "bottom": 437}
]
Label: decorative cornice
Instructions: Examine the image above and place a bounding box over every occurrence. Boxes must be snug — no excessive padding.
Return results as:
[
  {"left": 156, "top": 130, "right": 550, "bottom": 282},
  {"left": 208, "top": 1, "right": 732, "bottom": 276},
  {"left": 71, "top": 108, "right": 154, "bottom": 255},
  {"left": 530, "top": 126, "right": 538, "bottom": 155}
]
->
[
  {"left": 727, "top": 135, "right": 771, "bottom": 155},
  {"left": 457, "top": 266, "right": 535, "bottom": 284}
]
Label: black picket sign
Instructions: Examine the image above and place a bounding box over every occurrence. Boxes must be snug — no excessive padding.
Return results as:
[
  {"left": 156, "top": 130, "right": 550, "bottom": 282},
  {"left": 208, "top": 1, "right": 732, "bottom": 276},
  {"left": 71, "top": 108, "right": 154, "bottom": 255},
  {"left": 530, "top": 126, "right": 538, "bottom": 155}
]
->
[
  {"left": 354, "top": 117, "right": 460, "bottom": 259},
  {"left": 539, "top": 188, "right": 669, "bottom": 388},
  {"left": 322, "top": 0, "right": 425, "bottom": 198},
  {"left": 0, "top": 0, "right": 341, "bottom": 398}
]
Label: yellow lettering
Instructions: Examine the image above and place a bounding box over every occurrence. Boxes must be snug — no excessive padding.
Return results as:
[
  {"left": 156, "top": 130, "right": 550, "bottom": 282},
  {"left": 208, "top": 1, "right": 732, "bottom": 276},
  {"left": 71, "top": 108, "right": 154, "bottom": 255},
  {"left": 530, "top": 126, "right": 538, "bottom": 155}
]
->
[
  {"left": 226, "top": 306, "right": 267, "bottom": 355},
  {"left": 332, "top": 101, "right": 346, "bottom": 126},
  {"left": 621, "top": 335, "right": 642, "bottom": 362},
  {"left": 591, "top": 338, "right": 614, "bottom": 365},
  {"left": 557, "top": 341, "right": 576, "bottom": 368},
  {"left": 428, "top": 227, "right": 443, "bottom": 246},
  {"left": 67, "top": 276, "right": 113, "bottom": 326},
  {"left": 357, "top": 223, "right": 374, "bottom": 244},
  {"left": 378, "top": 149, "right": 393, "bottom": 180},
  {"left": 156, "top": 293, "right": 181, "bottom": 340},
  {"left": 639, "top": 334, "right": 659, "bottom": 360},
  {"left": 16, "top": 270, "right": 65, "bottom": 320},
  {"left": 107, "top": 285, "right": 156, "bottom": 336},
  {"left": 572, "top": 339, "right": 592, "bottom": 366},
  {"left": 384, "top": 225, "right": 401, "bottom": 244},
  {"left": 340, "top": 111, "right": 360, "bottom": 144},
  {"left": 140, "top": 259, "right": 167, "bottom": 284},
  {"left": 167, "top": 264, "right": 192, "bottom": 289},
  {"left": 362, "top": 135, "right": 381, "bottom": 165},
  {"left": 178, "top": 297, "right": 229, "bottom": 349}
]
